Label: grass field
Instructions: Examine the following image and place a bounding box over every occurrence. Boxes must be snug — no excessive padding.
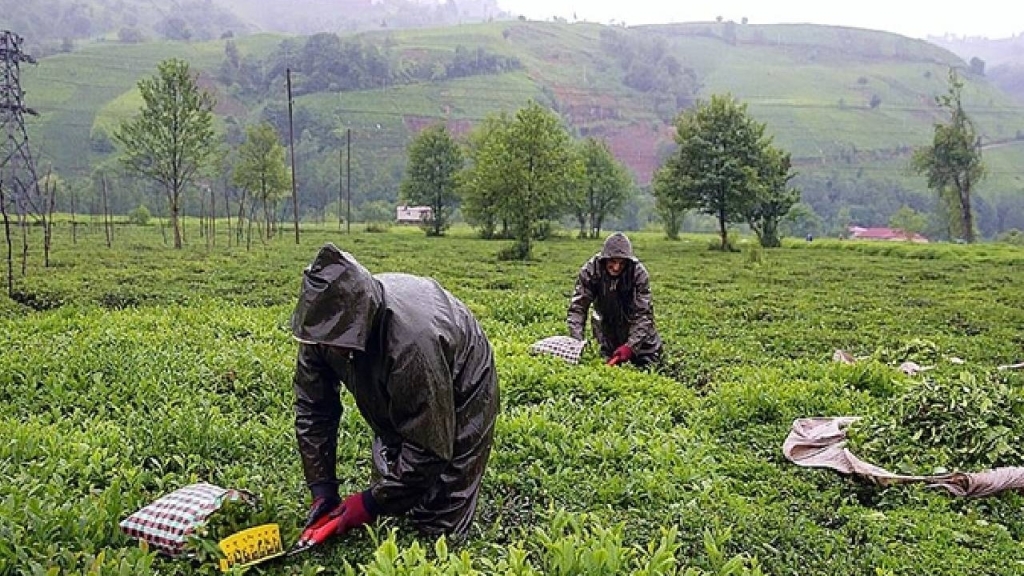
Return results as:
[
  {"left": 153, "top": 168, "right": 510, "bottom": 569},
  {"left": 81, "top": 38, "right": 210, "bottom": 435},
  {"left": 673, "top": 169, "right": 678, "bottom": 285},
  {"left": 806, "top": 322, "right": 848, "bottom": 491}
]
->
[{"left": 3, "top": 223, "right": 1024, "bottom": 574}]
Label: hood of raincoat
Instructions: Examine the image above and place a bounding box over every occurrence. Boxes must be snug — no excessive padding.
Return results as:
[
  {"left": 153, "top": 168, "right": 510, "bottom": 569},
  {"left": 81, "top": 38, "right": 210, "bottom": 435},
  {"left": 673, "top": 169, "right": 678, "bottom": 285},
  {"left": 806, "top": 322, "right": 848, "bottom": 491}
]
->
[
  {"left": 599, "top": 232, "right": 637, "bottom": 262},
  {"left": 290, "top": 243, "right": 382, "bottom": 351}
]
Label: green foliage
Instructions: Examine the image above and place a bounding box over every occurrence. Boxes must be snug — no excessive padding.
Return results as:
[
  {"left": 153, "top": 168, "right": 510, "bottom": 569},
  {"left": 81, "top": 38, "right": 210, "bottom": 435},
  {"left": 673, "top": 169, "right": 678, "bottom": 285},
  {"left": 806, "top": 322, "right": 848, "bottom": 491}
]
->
[
  {"left": 128, "top": 204, "right": 152, "bottom": 225},
  {"left": 114, "top": 58, "right": 217, "bottom": 249},
  {"left": 460, "top": 114, "right": 512, "bottom": 239},
  {"left": 232, "top": 34, "right": 522, "bottom": 99},
  {"left": 995, "top": 228, "right": 1024, "bottom": 245},
  {"left": 233, "top": 122, "right": 290, "bottom": 241},
  {"left": 5, "top": 226, "right": 1024, "bottom": 574},
  {"left": 659, "top": 94, "right": 793, "bottom": 251},
  {"left": 570, "top": 138, "right": 633, "bottom": 239},
  {"left": 911, "top": 69, "right": 986, "bottom": 243},
  {"left": 361, "top": 200, "right": 394, "bottom": 232},
  {"left": 742, "top": 147, "right": 799, "bottom": 248},
  {"left": 652, "top": 166, "right": 685, "bottom": 240},
  {"left": 887, "top": 205, "right": 927, "bottom": 238},
  {"left": 399, "top": 124, "right": 464, "bottom": 237},
  {"left": 459, "top": 102, "right": 580, "bottom": 257},
  {"left": 850, "top": 371, "right": 1024, "bottom": 475},
  {"left": 780, "top": 202, "right": 824, "bottom": 239}
]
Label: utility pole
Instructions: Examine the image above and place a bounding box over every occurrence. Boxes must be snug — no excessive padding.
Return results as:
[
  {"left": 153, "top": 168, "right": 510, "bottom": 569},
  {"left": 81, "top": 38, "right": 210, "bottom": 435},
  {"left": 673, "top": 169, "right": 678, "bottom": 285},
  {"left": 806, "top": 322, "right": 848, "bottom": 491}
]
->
[
  {"left": 1, "top": 30, "right": 42, "bottom": 295},
  {"left": 286, "top": 68, "right": 300, "bottom": 244},
  {"left": 346, "top": 128, "right": 351, "bottom": 234},
  {"left": 344, "top": 146, "right": 348, "bottom": 229}
]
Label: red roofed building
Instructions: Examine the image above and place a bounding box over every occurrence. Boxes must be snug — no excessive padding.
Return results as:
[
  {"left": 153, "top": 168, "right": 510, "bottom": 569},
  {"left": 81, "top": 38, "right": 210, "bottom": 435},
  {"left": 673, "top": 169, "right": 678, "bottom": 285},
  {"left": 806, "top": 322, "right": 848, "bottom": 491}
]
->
[{"left": 847, "top": 226, "right": 929, "bottom": 243}]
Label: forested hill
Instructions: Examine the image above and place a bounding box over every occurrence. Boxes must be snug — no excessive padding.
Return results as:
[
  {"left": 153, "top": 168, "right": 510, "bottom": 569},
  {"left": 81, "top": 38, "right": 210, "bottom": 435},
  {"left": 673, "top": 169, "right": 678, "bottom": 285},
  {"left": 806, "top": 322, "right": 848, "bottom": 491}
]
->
[{"left": 16, "top": 18, "right": 1024, "bottom": 238}]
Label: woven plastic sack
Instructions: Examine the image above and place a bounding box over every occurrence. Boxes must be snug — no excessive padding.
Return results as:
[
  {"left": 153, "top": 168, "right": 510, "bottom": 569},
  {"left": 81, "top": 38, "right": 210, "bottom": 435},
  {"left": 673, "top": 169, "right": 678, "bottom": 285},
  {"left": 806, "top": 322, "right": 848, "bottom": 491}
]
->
[
  {"left": 529, "top": 335, "right": 586, "bottom": 364},
  {"left": 120, "top": 482, "right": 254, "bottom": 557}
]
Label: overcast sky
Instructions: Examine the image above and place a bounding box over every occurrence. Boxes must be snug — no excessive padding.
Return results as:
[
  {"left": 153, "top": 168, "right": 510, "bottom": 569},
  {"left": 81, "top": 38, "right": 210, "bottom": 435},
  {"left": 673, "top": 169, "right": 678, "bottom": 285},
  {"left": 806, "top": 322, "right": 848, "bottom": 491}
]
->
[{"left": 496, "top": 1, "right": 1023, "bottom": 40}]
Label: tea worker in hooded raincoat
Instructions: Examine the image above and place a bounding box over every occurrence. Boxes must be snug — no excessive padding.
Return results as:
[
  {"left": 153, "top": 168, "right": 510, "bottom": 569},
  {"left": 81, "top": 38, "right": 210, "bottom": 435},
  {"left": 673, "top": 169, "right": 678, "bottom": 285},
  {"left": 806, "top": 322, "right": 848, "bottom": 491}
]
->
[
  {"left": 567, "top": 232, "right": 663, "bottom": 367},
  {"left": 289, "top": 243, "right": 499, "bottom": 540}
]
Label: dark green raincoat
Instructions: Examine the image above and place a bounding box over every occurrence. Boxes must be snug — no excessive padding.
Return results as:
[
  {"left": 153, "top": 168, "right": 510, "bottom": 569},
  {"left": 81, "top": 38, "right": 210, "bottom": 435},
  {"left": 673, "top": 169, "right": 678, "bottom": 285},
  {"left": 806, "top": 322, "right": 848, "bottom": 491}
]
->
[
  {"left": 290, "top": 243, "right": 498, "bottom": 537},
  {"left": 566, "top": 232, "right": 663, "bottom": 366}
]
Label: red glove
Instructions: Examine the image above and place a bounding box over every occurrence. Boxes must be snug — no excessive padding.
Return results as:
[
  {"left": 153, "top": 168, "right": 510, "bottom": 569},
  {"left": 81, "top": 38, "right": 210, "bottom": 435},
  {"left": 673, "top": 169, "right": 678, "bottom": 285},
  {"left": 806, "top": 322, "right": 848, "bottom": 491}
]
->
[
  {"left": 304, "top": 494, "right": 342, "bottom": 528},
  {"left": 606, "top": 345, "right": 634, "bottom": 366},
  {"left": 328, "top": 491, "right": 379, "bottom": 535}
]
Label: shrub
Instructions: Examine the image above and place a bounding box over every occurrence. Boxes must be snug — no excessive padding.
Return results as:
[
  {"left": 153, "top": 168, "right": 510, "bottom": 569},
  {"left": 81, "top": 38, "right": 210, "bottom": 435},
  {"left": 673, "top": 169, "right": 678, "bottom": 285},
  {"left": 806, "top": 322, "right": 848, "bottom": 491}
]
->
[{"left": 128, "top": 204, "right": 151, "bottom": 226}]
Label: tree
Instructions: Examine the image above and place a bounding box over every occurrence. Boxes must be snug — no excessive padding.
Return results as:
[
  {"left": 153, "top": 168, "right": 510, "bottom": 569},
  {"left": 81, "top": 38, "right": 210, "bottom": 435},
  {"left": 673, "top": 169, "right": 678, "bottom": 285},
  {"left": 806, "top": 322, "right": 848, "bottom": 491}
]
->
[
  {"left": 888, "top": 205, "right": 927, "bottom": 240},
  {"left": 571, "top": 137, "right": 632, "bottom": 238},
  {"left": 911, "top": 68, "right": 984, "bottom": 243},
  {"left": 459, "top": 114, "right": 511, "bottom": 239},
  {"left": 460, "top": 102, "right": 580, "bottom": 257},
  {"left": 399, "top": 124, "right": 464, "bottom": 236},
  {"left": 114, "top": 59, "right": 216, "bottom": 249},
  {"left": 233, "top": 123, "right": 290, "bottom": 241},
  {"left": 969, "top": 56, "right": 985, "bottom": 76},
  {"left": 651, "top": 162, "right": 687, "bottom": 240},
  {"left": 658, "top": 93, "right": 789, "bottom": 250},
  {"left": 781, "top": 202, "right": 824, "bottom": 239},
  {"left": 743, "top": 147, "right": 799, "bottom": 247}
]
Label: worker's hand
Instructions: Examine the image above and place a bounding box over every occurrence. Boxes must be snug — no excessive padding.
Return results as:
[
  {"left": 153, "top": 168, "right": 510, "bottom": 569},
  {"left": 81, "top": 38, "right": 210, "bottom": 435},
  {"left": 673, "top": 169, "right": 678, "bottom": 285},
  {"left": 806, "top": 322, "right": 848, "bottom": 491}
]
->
[
  {"left": 328, "top": 491, "right": 379, "bottom": 535},
  {"left": 606, "top": 345, "right": 634, "bottom": 366},
  {"left": 305, "top": 493, "right": 342, "bottom": 528}
]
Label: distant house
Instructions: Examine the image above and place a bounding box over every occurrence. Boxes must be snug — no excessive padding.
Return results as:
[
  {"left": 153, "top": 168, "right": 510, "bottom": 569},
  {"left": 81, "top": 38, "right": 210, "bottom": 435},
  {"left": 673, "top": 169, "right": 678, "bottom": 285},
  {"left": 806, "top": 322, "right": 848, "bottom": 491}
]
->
[
  {"left": 396, "top": 205, "right": 433, "bottom": 224},
  {"left": 847, "top": 226, "right": 928, "bottom": 243}
]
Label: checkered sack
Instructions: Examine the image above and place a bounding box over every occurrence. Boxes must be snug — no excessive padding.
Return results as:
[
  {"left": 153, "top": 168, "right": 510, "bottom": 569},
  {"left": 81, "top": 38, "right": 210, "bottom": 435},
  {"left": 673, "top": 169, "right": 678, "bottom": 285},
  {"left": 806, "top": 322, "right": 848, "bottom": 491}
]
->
[
  {"left": 120, "top": 482, "right": 254, "bottom": 557},
  {"left": 529, "top": 335, "right": 586, "bottom": 364}
]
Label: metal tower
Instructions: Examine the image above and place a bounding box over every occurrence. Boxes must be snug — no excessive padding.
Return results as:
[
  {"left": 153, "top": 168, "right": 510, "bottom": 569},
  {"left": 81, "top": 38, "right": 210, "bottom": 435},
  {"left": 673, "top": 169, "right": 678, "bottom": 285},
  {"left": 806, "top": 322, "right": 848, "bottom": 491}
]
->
[{"left": 0, "top": 29, "right": 42, "bottom": 217}]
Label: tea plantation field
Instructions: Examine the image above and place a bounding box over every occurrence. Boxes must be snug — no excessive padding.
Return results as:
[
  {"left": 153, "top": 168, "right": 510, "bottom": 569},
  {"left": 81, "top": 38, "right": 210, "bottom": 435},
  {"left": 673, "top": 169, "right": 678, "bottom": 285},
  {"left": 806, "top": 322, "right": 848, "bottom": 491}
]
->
[{"left": 3, "top": 223, "right": 1024, "bottom": 575}]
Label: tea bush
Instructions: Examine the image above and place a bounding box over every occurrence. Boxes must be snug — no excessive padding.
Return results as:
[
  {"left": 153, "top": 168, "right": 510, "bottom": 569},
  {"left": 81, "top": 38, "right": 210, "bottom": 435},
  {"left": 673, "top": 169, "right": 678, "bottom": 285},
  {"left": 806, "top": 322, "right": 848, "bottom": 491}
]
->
[{"left": 3, "top": 223, "right": 1024, "bottom": 574}]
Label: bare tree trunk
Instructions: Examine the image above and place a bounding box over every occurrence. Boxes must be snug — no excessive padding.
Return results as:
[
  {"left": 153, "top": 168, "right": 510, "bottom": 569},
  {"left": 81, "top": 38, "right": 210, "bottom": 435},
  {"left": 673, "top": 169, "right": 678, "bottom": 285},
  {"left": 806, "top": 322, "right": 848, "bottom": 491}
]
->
[
  {"left": 199, "top": 184, "right": 206, "bottom": 240},
  {"left": 960, "top": 177, "right": 974, "bottom": 243},
  {"left": 20, "top": 210, "right": 28, "bottom": 276},
  {"left": 210, "top": 184, "right": 216, "bottom": 248},
  {"left": 236, "top": 190, "right": 246, "bottom": 245},
  {"left": 718, "top": 206, "right": 728, "bottom": 251},
  {"left": 44, "top": 178, "right": 56, "bottom": 268},
  {"left": 70, "top": 184, "right": 77, "bottom": 245},
  {"left": 39, "top": 168, "right": 52, "bottom": 268},
  {"left": 1, "top": 184, "right": 13, "bottom": 297},
  {"left": 266, "top": 195, "right": 274, "bottom": 238},
  {"left": 223, "top": 177, "right": 232, "bottom": 249},
  {"left": 246, "top": 199, "right": 258, "bottom": 251},
  {"left": 170, "top": 186, "right": 182, "bottom": 249},
  {"left": 102, "top": 175, "right": 112, "bottom": 248}
]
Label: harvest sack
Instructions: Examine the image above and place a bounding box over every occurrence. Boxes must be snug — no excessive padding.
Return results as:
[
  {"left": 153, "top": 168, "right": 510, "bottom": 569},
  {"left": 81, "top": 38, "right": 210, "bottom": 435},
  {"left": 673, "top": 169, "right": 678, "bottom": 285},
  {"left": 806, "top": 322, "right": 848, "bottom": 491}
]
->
[
  {"left": 529, "top": 335, "right": 587, "bottom": 364},
  {"left": 120, "top": 482, "right": 255, "bottom": 557},
  {"left": 783, "top": 417, "right": 1024, "bottom": 497}
]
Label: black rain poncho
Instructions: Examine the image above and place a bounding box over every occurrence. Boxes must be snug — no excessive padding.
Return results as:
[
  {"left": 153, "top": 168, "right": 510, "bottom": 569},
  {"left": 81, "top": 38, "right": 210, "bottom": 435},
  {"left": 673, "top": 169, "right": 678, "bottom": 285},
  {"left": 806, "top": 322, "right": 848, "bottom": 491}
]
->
[
  {"left": 290, "top": 243, "right": 499, "bottom": 537},
  {"left": 566, "top": 233, "right": 663, "bottom": 366}
]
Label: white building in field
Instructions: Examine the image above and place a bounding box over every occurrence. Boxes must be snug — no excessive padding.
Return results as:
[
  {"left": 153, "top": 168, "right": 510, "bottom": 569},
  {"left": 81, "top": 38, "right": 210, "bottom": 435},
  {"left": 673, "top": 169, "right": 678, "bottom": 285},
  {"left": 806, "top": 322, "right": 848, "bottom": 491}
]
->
[{"left": 396, "top": 205, "right": 433, "bottom": 224}]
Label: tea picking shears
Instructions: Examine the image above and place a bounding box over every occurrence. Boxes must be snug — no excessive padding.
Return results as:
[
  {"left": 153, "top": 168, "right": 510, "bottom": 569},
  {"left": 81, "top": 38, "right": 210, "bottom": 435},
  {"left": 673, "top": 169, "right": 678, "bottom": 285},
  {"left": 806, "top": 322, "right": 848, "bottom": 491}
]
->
[{"left": 287, "top": 512, "right": 345, "bottom": 555}]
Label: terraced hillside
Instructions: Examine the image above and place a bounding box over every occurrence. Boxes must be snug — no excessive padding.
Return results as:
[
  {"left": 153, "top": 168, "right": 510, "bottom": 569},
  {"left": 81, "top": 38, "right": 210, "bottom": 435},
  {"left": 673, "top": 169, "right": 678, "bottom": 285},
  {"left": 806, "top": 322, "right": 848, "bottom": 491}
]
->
[{"left": 18, "top": 19, "right": 1024, "bottom": 232}]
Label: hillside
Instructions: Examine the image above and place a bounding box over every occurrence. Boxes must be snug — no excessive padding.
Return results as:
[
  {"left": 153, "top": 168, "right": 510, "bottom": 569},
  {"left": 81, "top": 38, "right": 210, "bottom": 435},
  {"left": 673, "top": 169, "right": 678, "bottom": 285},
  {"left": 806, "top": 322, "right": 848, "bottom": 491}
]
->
[
  {"left": 928, "top": 34, "right": 1024, "bottom": 103},
  {"left": 0, "top": 0, "right": 509, "bottom": 55},
  {"left": 17, "top": 19, "right": 1024, "bottom": 237}
]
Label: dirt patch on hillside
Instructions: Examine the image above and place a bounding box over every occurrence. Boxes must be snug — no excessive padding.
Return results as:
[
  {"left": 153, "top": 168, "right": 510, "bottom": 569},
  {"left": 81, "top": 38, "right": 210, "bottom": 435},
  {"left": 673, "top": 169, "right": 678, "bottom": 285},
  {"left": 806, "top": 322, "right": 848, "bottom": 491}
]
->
[
  {"left": 551, "top": 86, "right": 621, "bottom": 122},
  {"left": 404, "top": 115, "right": 474, "bottom": 137},
  {"left": 196, "top": 72, "right": 248, "bottom": 118},
  {"left": 587, "top": 122, "right": 676, "bottom": 186},
  {"left": 403, "top": 109, "right": 675, "bottom": 183}
]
